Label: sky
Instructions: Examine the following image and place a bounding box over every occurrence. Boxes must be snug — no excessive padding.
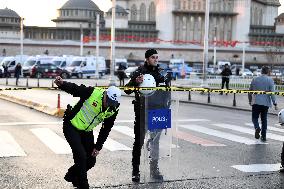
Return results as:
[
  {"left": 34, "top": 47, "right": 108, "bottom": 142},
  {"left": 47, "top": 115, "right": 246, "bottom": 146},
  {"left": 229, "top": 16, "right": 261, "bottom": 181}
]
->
[
  {"left": 0, "top": 0, "right": 112, "bottom": 26},
  {"left": 0, "top": 0, "right": 283, "bottom": 27}
]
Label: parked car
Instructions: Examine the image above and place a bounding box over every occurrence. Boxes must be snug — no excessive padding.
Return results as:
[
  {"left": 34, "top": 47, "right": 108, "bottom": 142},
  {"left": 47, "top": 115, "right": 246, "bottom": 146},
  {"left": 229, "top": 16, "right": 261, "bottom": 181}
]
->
[
  {"left": 30, "top": 63, "right": 68, "bottom": 78},
  {"left": 241, "top": 68, "right": 253, "bottom": 76},
  {"left": 253, "top": 69, "right": 261, "bottom": 76}
]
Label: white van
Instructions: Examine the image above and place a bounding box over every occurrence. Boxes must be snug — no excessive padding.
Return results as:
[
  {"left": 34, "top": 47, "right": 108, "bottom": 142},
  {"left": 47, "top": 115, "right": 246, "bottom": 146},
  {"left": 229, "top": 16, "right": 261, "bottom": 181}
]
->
[
  {"left": 115, "top": 58, "right": 128, "bottom": 71},
  {"left": 22, "top": 55, "right": 55, "bottom": 77},
  {"left": 0, "top": 55, "right": 29, "bottom": 77},
  {"left": 51, "top": 56, "right": 73, "bottom": 69},
  {"left": 65, "top": 56, "right": 106, "bottom": 78}
]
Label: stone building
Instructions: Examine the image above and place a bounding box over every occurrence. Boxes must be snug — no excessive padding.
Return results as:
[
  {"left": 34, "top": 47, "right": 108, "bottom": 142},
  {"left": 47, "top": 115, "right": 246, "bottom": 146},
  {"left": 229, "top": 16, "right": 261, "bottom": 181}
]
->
[{"left": 0, "top": 0, "right": 283, "bottom": 66}]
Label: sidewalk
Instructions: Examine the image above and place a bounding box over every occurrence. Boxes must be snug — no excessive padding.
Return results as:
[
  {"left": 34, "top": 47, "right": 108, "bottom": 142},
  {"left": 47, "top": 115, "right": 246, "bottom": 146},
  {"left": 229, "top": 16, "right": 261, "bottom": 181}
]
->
[{"left": 0, "top": 78, "right": 283, "bottom": 117}]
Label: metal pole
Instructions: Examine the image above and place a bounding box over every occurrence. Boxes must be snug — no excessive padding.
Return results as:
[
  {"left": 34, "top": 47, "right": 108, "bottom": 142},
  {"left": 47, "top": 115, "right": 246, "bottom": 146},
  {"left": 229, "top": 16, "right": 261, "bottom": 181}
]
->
[
  {"left": 213, "top": 26, "right": 217, "bottom": 69},
  {"left": 20, "top": 18, "right": 24, "bottom": 62},
  {"left": 95, "top": 14, "right": 100, "bottom": 78},
  {"left": 80, "top": 24, "right": 83, "bottom": 56},
  {"left": 109, "top": 0, "right": 116, "bottom": 86},
  {"left": 203, "top": 0, "right": 210, "bottom": 83},
  {"left": 242, "top": 42, "right": 245, "bottom": 75}
]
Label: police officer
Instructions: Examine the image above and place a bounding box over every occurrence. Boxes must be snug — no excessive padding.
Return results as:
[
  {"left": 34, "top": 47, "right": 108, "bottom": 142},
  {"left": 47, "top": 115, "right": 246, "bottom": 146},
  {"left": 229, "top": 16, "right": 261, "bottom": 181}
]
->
[
  {"left": 54, "top": 76, "right": 121, "bottom": 189},
  {"left": 125, "top": 49, "right": 171, "bottom": 182}
]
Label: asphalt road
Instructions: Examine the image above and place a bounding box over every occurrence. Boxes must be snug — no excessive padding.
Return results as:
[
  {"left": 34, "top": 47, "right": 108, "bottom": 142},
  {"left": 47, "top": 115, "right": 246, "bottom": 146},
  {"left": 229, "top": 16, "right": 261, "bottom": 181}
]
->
[{"left": 0, "top": 95, "right": 284, "bottom": 188}]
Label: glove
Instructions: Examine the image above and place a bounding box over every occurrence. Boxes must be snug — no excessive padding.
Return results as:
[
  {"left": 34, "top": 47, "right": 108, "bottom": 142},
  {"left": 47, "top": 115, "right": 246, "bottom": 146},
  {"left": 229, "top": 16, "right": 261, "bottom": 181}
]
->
[{"left": 164, "top": 72, "right": 172, "bottom": 85}]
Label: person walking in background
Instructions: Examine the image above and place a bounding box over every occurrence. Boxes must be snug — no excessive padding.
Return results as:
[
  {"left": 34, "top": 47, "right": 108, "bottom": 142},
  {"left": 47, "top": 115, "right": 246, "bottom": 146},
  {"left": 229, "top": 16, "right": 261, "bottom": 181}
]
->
[
  {"left": 124, "top": 49, "right": 171, "bottom": 183},
  {"left": 15, "top": 63, "right": 22, "bottom": 86},
  {"left": 220, "top": 64, "right": 232, "bottom": 95},
  {"left": 3, "top": 63, "right": 8, "bottom": 78},
  {"left": 248, "top": 66, "right": 277, "bottom": 142},
  {"left": 54, "top": 76, "right": 121, "bottom": 189},
  {"left": 117, "top": 63, "right": 126, "bottom": 86}
]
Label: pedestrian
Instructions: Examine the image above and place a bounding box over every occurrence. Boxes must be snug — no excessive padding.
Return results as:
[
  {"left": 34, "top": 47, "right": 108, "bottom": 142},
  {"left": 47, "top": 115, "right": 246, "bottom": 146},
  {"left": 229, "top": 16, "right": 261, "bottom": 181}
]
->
[
  {"left": 3, "top": 63, "right": 8, "bottom": 78},
  {"left": 220, "top": 64, "right": 232, "bottom": 95},
  {"left": 248, "top": 66, "right": 277, "bottom": 142},
  {"left": 54, "top": 76, "right": 121, "bottom": 189},
  {"left": 117, "top": 63, "right": 126, "bottom": 86},
  {"left": 278, "top": 109, "right": 284, "bottom": 172},
  {"left": 124, "top": 49, "right": 171, "bottom": 183},
  {"left": 15, "top": 63, "right": 22, "bottom": 85}
]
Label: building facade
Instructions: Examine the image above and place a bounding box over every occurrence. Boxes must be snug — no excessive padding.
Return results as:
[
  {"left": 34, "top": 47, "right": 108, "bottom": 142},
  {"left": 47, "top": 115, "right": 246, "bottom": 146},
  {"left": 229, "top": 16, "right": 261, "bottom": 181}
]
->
[{"left": 0, "top": 0, "right": 283, "bottom": 66}]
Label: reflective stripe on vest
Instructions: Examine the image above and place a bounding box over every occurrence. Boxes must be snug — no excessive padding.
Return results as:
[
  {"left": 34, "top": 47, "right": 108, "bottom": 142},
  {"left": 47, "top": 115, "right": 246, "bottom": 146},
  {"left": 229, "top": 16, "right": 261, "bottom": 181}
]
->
[{"left": 70, "top": 88, "right": 117, "bottom": 132}]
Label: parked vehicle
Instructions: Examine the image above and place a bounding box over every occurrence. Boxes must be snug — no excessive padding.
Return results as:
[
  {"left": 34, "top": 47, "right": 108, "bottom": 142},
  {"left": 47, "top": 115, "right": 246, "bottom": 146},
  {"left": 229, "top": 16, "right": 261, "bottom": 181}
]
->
[
  {"left": 22, "top": 56, "right": 55, "bottom": 77},
  {"left": 30, "top": 63, "right": 68, "bottom": 78},
  {"left": 51, "top": 56, "right": 73, "bottom": 69},
  {"left": 169, "top": 59, "right": 192, "bottom": 79},
  {"left": 240, "top": 68, "right": 253, "bottom": 76},
  {"left": 0, "top": 55, "right": 29, "bottom": 77},
  {"left": 65, "top": 56, "right": 106, "bottom": 78},
  {"left": 216, "top": 61, "right": 231, "bottom": 74}
]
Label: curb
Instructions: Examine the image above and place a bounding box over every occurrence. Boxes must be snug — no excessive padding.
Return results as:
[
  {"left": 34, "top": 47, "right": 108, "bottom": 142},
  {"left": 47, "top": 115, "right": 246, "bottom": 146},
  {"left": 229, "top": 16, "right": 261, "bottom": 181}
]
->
[{"left": 0, "top": 93, "right": 65, "bottom": 118}]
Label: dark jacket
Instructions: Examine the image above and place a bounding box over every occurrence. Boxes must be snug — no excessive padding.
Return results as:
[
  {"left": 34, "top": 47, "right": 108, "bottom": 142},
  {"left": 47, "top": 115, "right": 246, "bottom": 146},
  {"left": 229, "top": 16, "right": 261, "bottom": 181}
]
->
[
  {"left": 59, "top": 81, "right": 118, "bottom": 151},
  {"left": 15, "top": 64, "right": 22, "bottom": 77},
  {"left": 221, "top": 68, "right": 232, "bottom": 77},
  {"left": 124, "top": 62, "right": 170, "bottom": 109}
]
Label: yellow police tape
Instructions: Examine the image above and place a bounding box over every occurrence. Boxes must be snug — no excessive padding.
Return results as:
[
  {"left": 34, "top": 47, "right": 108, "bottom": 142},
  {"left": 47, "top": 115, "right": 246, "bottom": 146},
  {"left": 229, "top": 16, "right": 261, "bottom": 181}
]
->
[{"left": 1, "top": 86, "right": 284, "bottom": 96}]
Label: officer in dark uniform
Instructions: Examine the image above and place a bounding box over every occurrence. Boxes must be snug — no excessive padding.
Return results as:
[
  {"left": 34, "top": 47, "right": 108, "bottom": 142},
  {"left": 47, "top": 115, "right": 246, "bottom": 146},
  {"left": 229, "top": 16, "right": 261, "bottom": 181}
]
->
[
  {"left": 125, "top": 49, "right": 171, "bottom": 182},
  {"left": 54, "top": 76, "right": 121, "bottom": 189}
]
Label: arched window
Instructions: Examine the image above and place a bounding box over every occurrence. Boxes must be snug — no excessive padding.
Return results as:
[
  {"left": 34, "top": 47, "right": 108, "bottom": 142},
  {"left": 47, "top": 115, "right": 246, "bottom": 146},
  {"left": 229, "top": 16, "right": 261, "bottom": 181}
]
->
[
  {"left": 149, "top": 2, "right": 156, "bottom": 21},
  {"left": 259, "top": 9, "right": 263, "bottom": 25},
  {"left": 130, "top": 4, "right": 137, "bottom": 21},
  {"left": 193, "top": 1, "right": 196, "bottom": 10},
  {"left": 140, "top": 3, "right": 146, "bottom": 21}
]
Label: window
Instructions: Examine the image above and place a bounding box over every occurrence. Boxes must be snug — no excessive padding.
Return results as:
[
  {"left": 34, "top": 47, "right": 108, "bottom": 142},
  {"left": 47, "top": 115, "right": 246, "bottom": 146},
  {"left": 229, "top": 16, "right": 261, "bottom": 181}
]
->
[
  {"left": 149, "top": 2, "right": 156, "bottom": 21},
  {"left": 140, "top": 3, "right": 146, "bottom": 21},
  {"left": 131, "top": 4, "right": 137, "bottom": 21}
]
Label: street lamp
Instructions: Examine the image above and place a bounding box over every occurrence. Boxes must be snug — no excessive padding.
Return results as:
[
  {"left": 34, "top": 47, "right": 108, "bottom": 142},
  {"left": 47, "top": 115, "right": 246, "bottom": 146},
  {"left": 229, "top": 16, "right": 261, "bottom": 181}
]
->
[
  {"left": 20, "top": 17, "right": 24, "bottom": 63},
  {"left": 202, "top": 0, "right": 210, "bottom": 84}
]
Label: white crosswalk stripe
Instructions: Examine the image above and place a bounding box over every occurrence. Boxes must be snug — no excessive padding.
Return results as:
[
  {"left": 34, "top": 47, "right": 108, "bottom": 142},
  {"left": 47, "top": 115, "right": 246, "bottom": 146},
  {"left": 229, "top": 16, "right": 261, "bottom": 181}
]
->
[
  {"left": 179, "top": 124, "right": 264, "bottom": 145},
  {"left": 214, "top": 123, "right": 284, "bottom": 142},
  {"left": 245, "top": 123, "right": 284, "bottom": 134},
  {"left": 232, "top": 163, "right": 281, "bottom": 173},
  {"left": 0, "top": 131, "right": 26, "bottom": 157},
  {"left": 93, "top": 131, "right": 131, "bottom": 151},
  {"left": 31, "top": 128, "right": 72, "bottom": 154}
]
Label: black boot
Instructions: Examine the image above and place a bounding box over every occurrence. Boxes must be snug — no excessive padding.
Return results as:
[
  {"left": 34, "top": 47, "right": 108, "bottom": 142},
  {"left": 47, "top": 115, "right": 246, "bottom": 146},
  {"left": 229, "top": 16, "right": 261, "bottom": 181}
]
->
[
  {"left": 132, "top": 166, "right": 140, "bottom": 183},
  {"left": 64, "top": 171, "right": 79, "bottom": 188},
  {"left": 150, "top": 159, "right": 163, "bottom": 181}
]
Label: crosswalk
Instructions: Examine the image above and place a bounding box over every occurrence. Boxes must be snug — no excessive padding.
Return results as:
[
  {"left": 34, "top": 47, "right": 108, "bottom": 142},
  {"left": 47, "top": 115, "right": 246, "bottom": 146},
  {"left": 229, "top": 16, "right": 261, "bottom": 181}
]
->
[{"left": 1, "top": 119, "right": 284, "bottom": 173}]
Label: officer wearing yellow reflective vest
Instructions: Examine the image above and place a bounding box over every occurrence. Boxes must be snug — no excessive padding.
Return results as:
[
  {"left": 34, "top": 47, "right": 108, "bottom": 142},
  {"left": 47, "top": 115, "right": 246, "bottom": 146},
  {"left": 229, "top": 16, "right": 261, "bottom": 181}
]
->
[{"left": 54, "top": 76, "right": 121, "bottom": 189}]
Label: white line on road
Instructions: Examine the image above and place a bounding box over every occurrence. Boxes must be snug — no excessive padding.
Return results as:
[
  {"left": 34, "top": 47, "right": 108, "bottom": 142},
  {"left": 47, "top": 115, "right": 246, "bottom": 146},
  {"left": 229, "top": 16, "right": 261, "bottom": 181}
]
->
[
  {"left": 30, "top": 128, "right": 72, "bottom": 154},
  {"left": 214, "top": 123, "right": 284, "bottom": 142},
  {"left": 0, "top": 131, "right": 26, "bottom": 157},
  {"left": 112, "top": 126, "right": 135, "bottom": 138},
  {"left": 245, "top": 123, "right": 284, "bottom": 133},
  {"left": 232, "top": 163, "right": 281, "bottom": 172},
  {"left": 93, "top": 131, "right": 131, "bottom": 151},
  {"left": 0, "top": 122, "right": 62, "bottom": 126},
  {"left": 179, "top": 125, "right": 265, "bottom": 145}
]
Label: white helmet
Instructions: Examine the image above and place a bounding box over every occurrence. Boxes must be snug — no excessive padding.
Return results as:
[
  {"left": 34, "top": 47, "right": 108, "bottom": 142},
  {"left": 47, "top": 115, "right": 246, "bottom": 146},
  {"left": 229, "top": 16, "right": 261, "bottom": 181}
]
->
[
  {"left": 139, "top": 74, "right": 156, "bottom": 95},
  {"left": 278, "top": 109, "right": 284, "bottom": 126}
]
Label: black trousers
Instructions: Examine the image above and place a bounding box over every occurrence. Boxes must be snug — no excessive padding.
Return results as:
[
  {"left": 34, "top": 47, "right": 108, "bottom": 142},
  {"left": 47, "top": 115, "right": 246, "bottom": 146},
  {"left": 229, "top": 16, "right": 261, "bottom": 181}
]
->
[
  {"left": 132, "top": 100, "right": 146, "bottom": 173},
  {"left": 282, "top": 142, "right": 284, "bottom": 166},
  {"left": 221, "top": 77, "right": 230, "bottom": 90},
  {"left": 63, "top": 122, "right": 96, "bottom": 186}
]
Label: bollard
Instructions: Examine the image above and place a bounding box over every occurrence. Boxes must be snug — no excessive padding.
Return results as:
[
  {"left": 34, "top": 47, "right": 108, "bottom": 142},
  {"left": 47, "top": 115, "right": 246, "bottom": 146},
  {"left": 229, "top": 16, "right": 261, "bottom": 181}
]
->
[
  {"left": 6, "top": 77, "right": 8, "bottom": 85},
  {"left": 37, "top": 76, "right": 39, "bottom": 88},
  {"left": 26, "top": 77, "right": 29, "bottom": 87},
  {"left": 207, "top": 91, "right": 211, "bottom": 103},
  {"left": 57, "top": 94, "right": 61, "bottom": 110},
  {"left": 233, "top": 93, "right": 236, "bottom": 106},
  {"left": 188, "top": 91, "right": 191, "bottom": 101},
  {"left": 51, "top": 79, "right": 54, "bottom": 88}
]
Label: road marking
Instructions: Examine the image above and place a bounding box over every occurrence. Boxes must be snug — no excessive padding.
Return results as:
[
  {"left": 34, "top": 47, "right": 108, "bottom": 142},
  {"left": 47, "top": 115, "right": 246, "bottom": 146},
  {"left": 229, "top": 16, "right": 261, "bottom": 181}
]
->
[
  {"left": 178, "top": 119, "right": 210, "bottom": 122},
  {"left": 245, "top": 123, "right": 284, "bottom": 133},
  {"left": 0, "top": 131, "right": 26, "bottom": 157},
  {"left": 30, "top": 128, "right": 72, "bottom": 154},
  {"left": 173, "top": 130, "right": 226, "bottom": 147},
  {"left": 0, "top": 122, "right": 62, "bottom": 126},
  {"left": 112, "top": 126, "right": 135, "bottom": 138},
  {"left": 179, "top": 125, "right": 264, "bottom": 145},
  {"left": 214, "top": 123, "right": 283, "bottom": 142},
  {"left": 232, "top": 163, "right": 281, "bottom": 172},
  {"left": 93, "top": 131, "right": 131, "bottom": 151}
]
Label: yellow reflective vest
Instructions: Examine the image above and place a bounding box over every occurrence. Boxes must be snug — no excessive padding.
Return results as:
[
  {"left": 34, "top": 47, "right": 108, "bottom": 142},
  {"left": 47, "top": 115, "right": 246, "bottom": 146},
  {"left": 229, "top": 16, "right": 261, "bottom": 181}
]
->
[{"left": 71, "top": 88, "right": 117, "bottom": 132}]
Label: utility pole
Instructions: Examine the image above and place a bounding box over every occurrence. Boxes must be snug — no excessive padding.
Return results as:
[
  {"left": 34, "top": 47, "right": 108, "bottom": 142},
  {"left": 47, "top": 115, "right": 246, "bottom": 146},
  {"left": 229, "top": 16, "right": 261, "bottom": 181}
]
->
[
  {"left": 95, "top": 14, "right": 100, "bottom": 78},
  {"left": 80, "top": 24, "right": 83, "bottom": 56},
  {"left": 213, "top": 26, "right": 217, "bottom": 69},
  {"left": 109, "top": 0, "right": 116, "bottom": 86},
  {"left": 202, "top": 0, "right": 210, "bottom": 83},
  {"left": 242, "top": 42, "right": 246, "bottom": 75}
]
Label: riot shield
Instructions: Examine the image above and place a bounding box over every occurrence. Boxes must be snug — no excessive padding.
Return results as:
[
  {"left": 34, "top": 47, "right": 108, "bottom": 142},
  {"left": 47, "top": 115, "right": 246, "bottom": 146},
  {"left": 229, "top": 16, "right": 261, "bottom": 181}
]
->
[{"left": 140, "top": 89, "right": 180, "bottom": 183}]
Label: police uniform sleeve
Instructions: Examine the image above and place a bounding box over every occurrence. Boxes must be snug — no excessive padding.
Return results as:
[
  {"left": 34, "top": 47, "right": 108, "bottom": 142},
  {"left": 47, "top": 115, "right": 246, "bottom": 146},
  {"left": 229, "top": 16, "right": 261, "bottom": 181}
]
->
[
  {"left": 58, "top": 81, "right": 93, "bottom": 98},
  {"left": 94, "top": 111, "right": 118, "bottom": 151},
  {"left": 124, "top": 69, "right": 141, "bottom": 94}
]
